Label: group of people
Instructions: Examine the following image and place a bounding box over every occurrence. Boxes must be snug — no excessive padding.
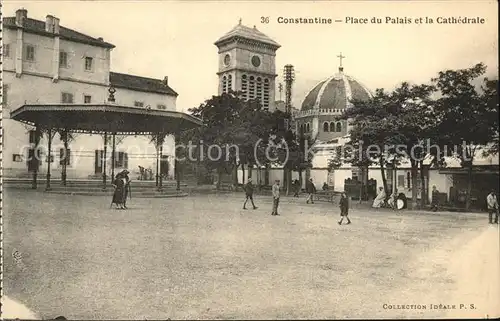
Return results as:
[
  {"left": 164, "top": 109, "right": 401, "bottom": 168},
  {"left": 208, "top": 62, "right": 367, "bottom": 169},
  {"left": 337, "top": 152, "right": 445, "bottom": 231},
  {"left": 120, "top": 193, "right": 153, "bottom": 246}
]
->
[
  {"left": 111, "top": 170, "right": 131, "bottom": 209},
  {"left": 242, "top": 177, "right": 351, "bottom": 224}
]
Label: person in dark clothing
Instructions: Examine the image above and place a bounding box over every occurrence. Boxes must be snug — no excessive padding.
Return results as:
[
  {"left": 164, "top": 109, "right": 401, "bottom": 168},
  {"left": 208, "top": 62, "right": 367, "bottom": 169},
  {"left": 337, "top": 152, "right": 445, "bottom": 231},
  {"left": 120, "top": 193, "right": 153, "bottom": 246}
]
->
[
  {"left": 487, "top": 190, "right": 499, "bottom": 224},
  {"left": 121, "top": 170, "right": 131, "bottom": 209},
  {"left": 430, "top": 185, "right": 439, "bottom": 211},
  {"left": 111, "top": 172, "right": 125, "bottom": 209},
  {"left": 306, "top": 178, "right": 316, "bottom": 204},
  {"left": 293, "top": 179, "right": 301, "bottom": 197},
  {"left": 338, "top": 192, "right": 351, "bottom": 225},
  {"left": 243, "top": 178, "right": 258, "bottom": 210},
  {"left": 322, "top": 182, "right": 329, "bottom": 191}
]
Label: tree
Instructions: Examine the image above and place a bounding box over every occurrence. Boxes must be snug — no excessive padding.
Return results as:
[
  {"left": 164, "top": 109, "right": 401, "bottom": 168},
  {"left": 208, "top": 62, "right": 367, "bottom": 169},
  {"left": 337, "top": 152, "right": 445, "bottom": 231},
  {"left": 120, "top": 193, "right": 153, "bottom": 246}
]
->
[
  {"left": 383, "top": 82, "right": 437, "bottom": 209},
  {"left": 184, "top": 92, "right": 282, "bottom": 190},
  {"left": 341, "top": 81, "right": 442, "bottom": 209},
  {"left": 291, "top": 129, "right": 315, "bottom": 189},
  {"left": 481, "top": 78, "right": 499, "bottom": 157},
  {"left": 340, "top": 89, "right": 399, "bottom": 195},
  {"left": 432, "top": 63, "right": 498, "bottom": 210}
]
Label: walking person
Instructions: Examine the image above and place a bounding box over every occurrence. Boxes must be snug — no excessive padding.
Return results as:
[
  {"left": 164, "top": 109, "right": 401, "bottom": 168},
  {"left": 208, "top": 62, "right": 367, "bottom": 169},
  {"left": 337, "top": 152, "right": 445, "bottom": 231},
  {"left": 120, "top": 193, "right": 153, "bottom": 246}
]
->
[
  {"left": 293, "top": 179, "right": 300, "bottom": 197},
  {"left": 306, "top": 178, "right": 316, "bottom": 204},
  {"left": 486, "top": 190, "right": 499, "bottom": 224},
  {"left": 243, "top": 178, "right": 258, "bottom": 210},
  {"left": 338, "top": 192, "right": 351, "bottom": 225},
  {"left": 430, "top": 185, "right": 440, "bottom": 211},
  {"left": 271, "top": 179, "right": 280, "bottom": 216},
  {"left": 122, "top": 170, "right": 131, "bottom": 209}
]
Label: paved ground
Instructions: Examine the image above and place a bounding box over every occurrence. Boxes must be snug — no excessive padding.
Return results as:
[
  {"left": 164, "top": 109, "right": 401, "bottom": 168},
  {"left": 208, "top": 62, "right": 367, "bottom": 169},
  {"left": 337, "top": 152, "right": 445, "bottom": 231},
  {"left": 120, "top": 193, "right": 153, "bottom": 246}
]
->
[{"left": 2, "top": 189, "right": 499, "bottom": 319}]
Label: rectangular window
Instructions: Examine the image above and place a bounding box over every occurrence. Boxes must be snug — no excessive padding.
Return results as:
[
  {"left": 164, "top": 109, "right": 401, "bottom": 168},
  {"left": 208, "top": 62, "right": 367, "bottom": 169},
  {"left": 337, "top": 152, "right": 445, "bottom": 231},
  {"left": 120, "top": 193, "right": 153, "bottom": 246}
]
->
[
  {"left": 157, "top": 104, "right": 166, "bottom": 110},
  {"left": 2, "top": 84, "right": 8, "bottom": 105},
  {"left": 134, "top": 101, "right": 144, "bottom": 107},
  {"left": 2, "top": 44, "right": 10, "bottom": 58},
  {"left": 398, "top": 174, "right": 405, "bottom": 187},
  {"left": 29, "top": 130, "right": 37, "bottom": 144},
  {"left": 25, "top": 45, "right": 35, "bottom": 61},
  {"left": 59, "top": 148, "right": 71, "bottom": 165},
  {"left": 59, "top": 51, "right": 68, "bottom": 68},
  {"left": 84, "top": 95, "right": 92, "bottom": 104},
  {"left": 84, "top": 57, "right": 93, "bottom": 71},
  {"left": 114, "top": 152, "right": 128, "bottom": 168},
  {"left": 12, "top": 154, "right": 23, "bottom": 162},
  {"left": 61, "top": 92, "right": 74, "bottom": 103},
  {"left": 46, "top": 155, "right": 54, "bottom": 163}
]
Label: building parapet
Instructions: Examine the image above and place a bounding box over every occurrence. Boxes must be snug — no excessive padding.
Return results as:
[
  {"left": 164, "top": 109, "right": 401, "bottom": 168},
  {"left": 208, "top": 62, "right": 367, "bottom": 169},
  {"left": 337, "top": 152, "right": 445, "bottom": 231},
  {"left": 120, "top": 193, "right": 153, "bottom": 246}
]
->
[{"left": 293, "top": 108, "right": 345, "bottom": 119}]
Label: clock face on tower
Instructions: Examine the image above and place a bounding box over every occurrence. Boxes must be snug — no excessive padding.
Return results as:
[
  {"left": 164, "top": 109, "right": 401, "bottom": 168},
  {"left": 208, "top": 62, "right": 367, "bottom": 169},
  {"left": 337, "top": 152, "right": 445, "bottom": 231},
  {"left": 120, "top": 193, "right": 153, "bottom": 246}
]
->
[
  {"left": 251, "top": 55, "right": 261, "bottom": 67},
  {"left": 224, "top": 54, "right": 231, "bottom": 66}
]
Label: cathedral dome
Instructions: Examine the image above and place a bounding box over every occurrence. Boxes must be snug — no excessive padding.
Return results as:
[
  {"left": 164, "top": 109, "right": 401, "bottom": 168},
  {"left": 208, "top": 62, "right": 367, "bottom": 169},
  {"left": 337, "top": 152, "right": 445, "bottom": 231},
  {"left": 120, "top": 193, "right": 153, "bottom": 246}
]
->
[{"left": 301, "top": 67, "right": 372, "bottom": 111}]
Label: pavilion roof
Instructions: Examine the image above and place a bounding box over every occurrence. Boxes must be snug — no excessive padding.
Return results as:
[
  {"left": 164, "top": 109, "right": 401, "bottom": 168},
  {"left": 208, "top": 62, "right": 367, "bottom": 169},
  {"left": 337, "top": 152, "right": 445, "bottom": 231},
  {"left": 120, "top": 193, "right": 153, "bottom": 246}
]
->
[{"left": 10, "top": 104, "right": 202, "bottom": 134}]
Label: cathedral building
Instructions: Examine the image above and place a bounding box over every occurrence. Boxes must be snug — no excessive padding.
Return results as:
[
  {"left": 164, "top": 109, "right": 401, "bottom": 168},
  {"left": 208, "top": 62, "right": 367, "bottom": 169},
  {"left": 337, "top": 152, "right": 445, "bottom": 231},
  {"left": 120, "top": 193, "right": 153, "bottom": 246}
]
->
[
  {"left": 294, "top": 60, "right": 372, "bottom": 143},
  {"left": 217, "top": 21, "right": 498, "bottom": 207}
]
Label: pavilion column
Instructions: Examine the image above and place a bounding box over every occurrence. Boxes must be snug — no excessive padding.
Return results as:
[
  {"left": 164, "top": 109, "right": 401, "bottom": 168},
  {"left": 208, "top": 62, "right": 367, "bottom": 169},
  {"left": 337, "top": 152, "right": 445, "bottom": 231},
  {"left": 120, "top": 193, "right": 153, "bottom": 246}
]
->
[
  {"left": 393, "top": 160, "right": 398, "bottom": 208},
  {"left": 156, "top": 136, "right": 160, "bottom": 187},
  {"left": 175, "top": 135, "right": 181, "bottom": 191},
  {"left": 31, "top": 126, "right": 42, "bottom": 190},
  {"left": 111, "top": 133, "right": 116, "bottom": 184},
  {"left": 158, "top": 143, "right": 164, "bottom": 191},
  {"left": 102, "top": 132, "right": 107, "bottom": 190},
  {"left": 45, "top": 127, "right": 53, "bottom": 191}
]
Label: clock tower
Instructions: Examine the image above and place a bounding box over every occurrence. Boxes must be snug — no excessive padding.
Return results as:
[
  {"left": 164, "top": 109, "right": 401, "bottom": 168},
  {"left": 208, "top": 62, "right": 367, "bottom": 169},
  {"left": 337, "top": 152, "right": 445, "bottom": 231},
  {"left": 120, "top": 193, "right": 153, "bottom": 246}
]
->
[{"left": 214, "top": 20, "right": 281, "bottom": 111}]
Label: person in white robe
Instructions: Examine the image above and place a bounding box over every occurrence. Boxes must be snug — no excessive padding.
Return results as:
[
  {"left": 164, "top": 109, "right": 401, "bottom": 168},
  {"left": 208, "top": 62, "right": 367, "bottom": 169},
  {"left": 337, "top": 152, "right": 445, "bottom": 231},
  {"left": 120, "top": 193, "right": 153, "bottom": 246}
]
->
[{"left": 372, "top": 187, "right": 386, "bottom": 208}]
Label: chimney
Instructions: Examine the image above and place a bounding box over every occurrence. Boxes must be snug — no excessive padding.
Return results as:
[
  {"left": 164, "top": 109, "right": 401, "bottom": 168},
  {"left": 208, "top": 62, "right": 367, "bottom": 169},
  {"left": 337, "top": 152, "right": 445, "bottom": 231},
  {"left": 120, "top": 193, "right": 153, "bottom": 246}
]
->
[
  {"left": 163, "top": 76, "right": 168, "bottom": 86},
  {"left": 15, "top": 8, "right": 28, "bottom": 26},
  {"left": 53, "top": 17, "right": 60, "bottom": 34},
  {"left": 45, "top": 15, "right": 54, "bottom": 32}
]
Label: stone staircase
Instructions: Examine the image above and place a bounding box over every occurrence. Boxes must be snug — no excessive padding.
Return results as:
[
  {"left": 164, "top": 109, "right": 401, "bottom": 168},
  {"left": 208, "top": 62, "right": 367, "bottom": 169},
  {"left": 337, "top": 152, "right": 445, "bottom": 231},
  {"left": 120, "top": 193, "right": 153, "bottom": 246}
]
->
[{"left": 2, "top": 178, "right": 189, "bottom": 198}]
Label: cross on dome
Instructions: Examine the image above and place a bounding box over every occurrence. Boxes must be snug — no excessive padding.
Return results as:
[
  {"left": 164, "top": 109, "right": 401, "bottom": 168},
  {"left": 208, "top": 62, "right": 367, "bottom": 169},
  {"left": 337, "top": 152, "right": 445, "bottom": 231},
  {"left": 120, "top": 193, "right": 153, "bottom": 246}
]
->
[{"left": 337, "top": 52, "right": 346, "bottom": 72}]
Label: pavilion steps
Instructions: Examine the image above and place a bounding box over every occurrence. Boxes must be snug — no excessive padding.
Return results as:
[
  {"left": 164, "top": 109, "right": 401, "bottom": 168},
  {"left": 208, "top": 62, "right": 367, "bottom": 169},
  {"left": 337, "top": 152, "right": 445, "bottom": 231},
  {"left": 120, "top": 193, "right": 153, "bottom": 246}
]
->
[
  {"left": 44, "top": 189, "right": 188, "bottom": 198},
  {"left": 2, "top": 178, "right": 187, "bottom": 188},
  {"left": 2, "top": 178, "right": 189, "bottom": 198}
]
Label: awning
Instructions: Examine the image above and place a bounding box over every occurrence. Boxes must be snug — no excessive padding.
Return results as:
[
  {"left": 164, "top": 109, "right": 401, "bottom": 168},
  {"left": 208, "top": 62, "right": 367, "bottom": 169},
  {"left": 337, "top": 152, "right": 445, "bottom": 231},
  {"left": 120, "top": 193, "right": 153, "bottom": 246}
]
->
[{"left": 10, "top": 104, "right": 202, "bottom": 134}]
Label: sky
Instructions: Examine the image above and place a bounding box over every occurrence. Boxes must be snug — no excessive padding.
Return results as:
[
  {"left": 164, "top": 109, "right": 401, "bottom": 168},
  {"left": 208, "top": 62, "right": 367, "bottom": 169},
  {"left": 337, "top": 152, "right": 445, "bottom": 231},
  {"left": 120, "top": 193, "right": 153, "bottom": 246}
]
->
[{"left": 2, "top": 0, "right": 498, "bottom": 112}]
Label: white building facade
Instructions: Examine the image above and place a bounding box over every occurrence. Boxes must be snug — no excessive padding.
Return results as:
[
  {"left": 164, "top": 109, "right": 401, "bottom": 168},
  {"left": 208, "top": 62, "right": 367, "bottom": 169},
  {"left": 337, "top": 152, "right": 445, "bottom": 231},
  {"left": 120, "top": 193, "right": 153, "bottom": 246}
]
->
[{"left": 2, "top": 9, "right": 177, "bottom": 180}]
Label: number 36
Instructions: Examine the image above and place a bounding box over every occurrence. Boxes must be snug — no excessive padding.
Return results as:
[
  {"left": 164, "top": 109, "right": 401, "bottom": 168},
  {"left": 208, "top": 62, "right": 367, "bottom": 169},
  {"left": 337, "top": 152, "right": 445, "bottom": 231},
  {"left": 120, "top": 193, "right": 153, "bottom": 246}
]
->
[{"left": 261, "top": 16, "right": 270, "bottom": 23}]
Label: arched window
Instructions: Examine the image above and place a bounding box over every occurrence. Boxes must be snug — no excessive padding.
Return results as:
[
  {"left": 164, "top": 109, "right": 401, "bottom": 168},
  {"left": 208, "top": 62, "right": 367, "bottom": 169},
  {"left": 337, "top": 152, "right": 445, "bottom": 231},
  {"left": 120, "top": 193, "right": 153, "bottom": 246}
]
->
[
  {"left": 222, "top": 76, "right": 227, "bottom": 93},
  {"left": 263, "top": 78, "right": 270, "bottom": 110},
  {"left": 241, "top": 75, "right": 248, "bottom": 100},
  {"left": 227, "top": 75, "right": 232, "bottom": 93},
  {"left": 249, "top": 76, "right": 255, "bottom": 100},
  {"left": 323, "top": 122, "right": 329, "bottom": 132},
  {"left": 329, "top": 122, "right": 335, "bottom": 132},
  {"left": 336, "top": 122, "right": 342, "bottom": 132},
  {"left": 256, "top": 77, "right": 263, "bottom": 107}
]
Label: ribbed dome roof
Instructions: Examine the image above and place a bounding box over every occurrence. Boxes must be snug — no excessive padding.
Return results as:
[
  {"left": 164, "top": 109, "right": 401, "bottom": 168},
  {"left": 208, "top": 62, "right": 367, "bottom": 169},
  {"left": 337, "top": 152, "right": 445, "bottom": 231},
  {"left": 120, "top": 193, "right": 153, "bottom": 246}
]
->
[{"left": 301, "top": 69, "right": 372, "bottom": 111}]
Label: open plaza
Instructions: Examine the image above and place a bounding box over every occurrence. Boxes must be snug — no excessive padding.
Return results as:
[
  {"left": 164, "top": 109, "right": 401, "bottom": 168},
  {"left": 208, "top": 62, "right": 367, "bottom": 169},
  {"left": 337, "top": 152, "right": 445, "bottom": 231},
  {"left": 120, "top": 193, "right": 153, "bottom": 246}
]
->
[
  {"left": 1, "top": 2, "right": 498, "bottom": 320},
  {"left": 2, "top": 188, "right": 499, "bottom": 319}
]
